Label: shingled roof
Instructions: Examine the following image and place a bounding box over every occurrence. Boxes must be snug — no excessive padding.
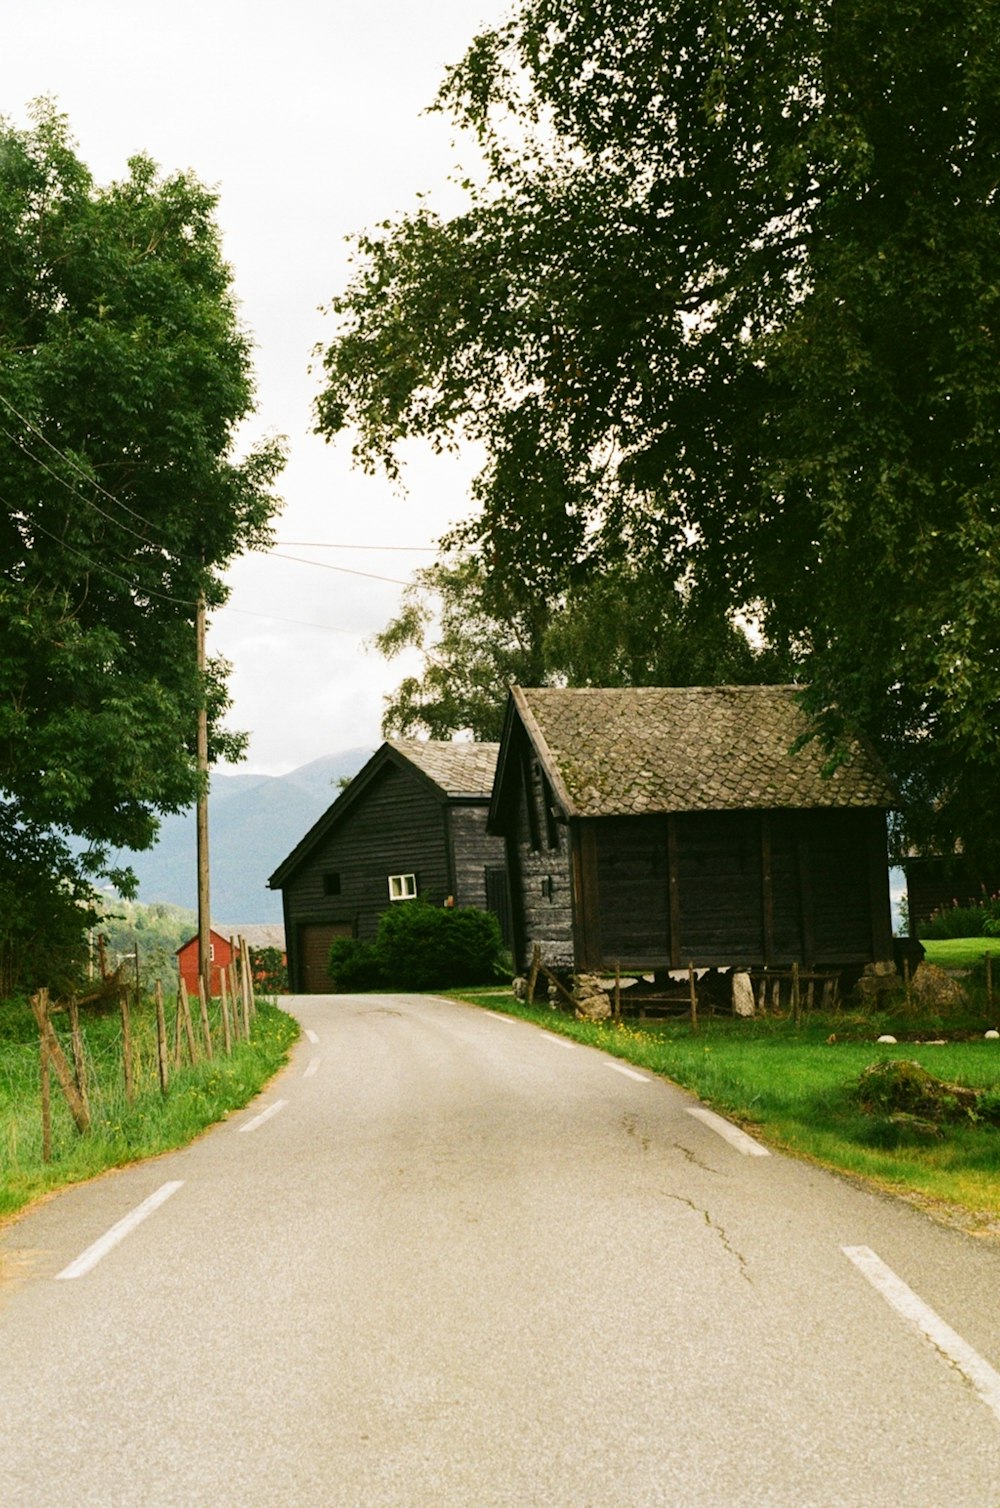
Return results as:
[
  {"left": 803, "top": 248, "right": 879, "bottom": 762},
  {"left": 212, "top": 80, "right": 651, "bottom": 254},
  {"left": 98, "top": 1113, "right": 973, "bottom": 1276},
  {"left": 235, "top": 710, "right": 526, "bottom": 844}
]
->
[
  {"left": 511, "top": 685, "right": 894, "bottom": 817},
  {"left": 387, "top": 739, "right": 499, "bottom": 798}
]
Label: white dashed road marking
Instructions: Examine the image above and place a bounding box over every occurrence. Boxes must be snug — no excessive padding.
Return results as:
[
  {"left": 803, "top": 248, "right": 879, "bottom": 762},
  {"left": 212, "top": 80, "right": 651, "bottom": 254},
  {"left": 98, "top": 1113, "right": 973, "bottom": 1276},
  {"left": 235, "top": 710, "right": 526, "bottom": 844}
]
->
[
  {"left": 305, "top": 1029, "right": 319, "bottom": 1044},
  {"left": 304, "top": 1057, "right": 320, "bottom": 1078},
  {"left": 605, "top": 1061, "right": 650, "bottom": 1083},
  {"left": 56, "top": 1181, "right": 184, "bottom": 1280},
  {"left": 541, "top": 1032, "right": 576, "bottom": 1049},
  {"left": 686, "top": 1106, "right": 770, "bottom": 1156},
  {"left": 238, "top": 1099, "right": 288, "bottom": 1134},
  {"left": 843, "top": 1245, "right": 1000, "bottom": 1424}
]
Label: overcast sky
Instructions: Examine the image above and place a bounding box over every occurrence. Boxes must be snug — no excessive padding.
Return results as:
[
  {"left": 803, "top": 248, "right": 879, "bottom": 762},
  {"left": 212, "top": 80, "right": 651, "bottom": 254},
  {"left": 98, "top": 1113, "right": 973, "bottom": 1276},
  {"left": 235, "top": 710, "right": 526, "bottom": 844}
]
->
[{"left": 3, "top": 0, "right": 509, "bottom": 775}]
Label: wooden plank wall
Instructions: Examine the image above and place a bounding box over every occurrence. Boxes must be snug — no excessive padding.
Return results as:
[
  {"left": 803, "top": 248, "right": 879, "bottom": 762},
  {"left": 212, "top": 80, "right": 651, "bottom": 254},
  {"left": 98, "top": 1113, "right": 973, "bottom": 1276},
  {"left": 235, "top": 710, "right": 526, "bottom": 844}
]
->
[
  {"left": 282, "top": 764, "right": 450, "bottom": 943},
  {"left": 448, "top": 806, "right": 507, "bottom": 910},
  {"left": 583, "top": 807, "right": 892, "bottom": 972},
  {"left": 509, "top": 752, "right": 574, "bottom": 971}
]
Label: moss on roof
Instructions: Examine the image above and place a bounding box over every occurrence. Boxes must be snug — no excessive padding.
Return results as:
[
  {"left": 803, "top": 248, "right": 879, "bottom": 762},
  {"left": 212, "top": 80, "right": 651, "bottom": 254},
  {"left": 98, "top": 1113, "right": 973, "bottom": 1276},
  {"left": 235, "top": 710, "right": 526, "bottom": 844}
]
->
[{"left": 514, "top": 686, "right": 894, "bottom": 816}]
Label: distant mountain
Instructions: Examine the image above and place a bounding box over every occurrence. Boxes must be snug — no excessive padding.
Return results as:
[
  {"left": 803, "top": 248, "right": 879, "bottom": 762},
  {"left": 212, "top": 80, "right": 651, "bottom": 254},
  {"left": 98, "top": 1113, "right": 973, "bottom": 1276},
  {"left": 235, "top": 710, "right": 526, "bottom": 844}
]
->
[{"left": 118, "top": 747, "right": 372, "bottom": 922}]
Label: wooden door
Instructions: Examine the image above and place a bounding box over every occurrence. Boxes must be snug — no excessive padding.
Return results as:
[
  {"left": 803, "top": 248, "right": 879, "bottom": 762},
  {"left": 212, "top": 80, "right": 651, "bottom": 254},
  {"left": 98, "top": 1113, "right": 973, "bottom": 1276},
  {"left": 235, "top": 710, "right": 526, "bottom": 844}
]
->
[{"left": 298, "top": 922, "right": 353, "bottom": 993}]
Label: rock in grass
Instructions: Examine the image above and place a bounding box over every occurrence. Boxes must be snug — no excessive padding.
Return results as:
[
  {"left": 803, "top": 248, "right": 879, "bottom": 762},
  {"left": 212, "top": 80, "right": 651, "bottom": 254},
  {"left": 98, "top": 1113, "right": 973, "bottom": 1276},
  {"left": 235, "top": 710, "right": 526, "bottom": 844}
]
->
[
  {"left": 909, "top": 962, "right": 967, "bottom": 1008},
  {"left": 985, "top": 1029, "right": 1000, "bottom": 1040}
]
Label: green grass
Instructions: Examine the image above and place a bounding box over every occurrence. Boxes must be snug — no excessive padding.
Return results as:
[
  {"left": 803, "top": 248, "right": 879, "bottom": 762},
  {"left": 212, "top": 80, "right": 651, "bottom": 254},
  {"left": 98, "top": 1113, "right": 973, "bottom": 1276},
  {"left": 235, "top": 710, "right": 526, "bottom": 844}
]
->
[
  {"left": 922, "top": 936, "right": 1000, "bottom": 971},
  {"left": 0, "top": 993, "right": 298, "bottom": 1223},
  {"left": 449, "top": 987, "right": 1000, "bottom": 1226}
]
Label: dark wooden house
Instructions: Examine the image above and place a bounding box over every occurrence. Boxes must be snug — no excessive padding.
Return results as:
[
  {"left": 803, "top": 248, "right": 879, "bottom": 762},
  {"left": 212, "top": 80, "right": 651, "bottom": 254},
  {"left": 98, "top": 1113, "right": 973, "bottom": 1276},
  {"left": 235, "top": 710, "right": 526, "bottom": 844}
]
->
[
  {"left": 269, "top": 740, "right": 508, "bottom": 992},
  {"left": 489, "top": 686, "right": 896, "bottom": 980}
]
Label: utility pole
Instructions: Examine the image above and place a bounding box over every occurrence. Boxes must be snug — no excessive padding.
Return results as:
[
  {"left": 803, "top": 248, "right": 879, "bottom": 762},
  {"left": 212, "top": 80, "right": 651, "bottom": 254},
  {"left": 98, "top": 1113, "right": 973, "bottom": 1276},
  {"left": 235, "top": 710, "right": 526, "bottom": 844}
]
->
[{"left": 196, "top": 592, "right": 212, "bottom": 999}]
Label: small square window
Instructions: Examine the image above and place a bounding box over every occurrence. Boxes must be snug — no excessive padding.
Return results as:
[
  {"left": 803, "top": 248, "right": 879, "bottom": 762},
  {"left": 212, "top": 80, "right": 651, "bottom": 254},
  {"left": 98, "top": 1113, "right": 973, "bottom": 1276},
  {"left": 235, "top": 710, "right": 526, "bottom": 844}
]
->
[
  {"left": 388, "top": 873, "right": 417, "bottom": 901},
  {"left": 322, "top": 872, "right": 341, "bottom": 896}
]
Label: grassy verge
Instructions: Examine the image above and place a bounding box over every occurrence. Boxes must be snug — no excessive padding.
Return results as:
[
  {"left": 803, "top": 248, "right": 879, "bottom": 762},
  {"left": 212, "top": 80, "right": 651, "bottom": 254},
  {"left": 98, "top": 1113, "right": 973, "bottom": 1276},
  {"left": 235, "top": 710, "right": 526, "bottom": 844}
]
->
[
  {"left": 0, "top": 994, "right": 298, "bottom": 1223},
  {"left": 922, "top": 936, "right": 1000, "bottom": 971},
  {"left": 449, "top": 986, "right": 1000, "bottom": 1227}
]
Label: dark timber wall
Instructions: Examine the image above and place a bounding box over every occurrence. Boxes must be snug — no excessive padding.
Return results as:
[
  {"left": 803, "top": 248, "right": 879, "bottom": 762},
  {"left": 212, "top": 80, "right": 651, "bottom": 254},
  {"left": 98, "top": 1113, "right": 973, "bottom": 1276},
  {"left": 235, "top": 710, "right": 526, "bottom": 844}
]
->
[
  {"left": 567, "top": 807, "right": 891, "bottom": 972},
  {"left": 448, "top": 805, "right": 507, "bottom": 911},
  {"left": 506, "top": 744, "right": 574, "bottom": 971},
  {"left": 281, "top": 763, "right": 450, "bottom": 989}
]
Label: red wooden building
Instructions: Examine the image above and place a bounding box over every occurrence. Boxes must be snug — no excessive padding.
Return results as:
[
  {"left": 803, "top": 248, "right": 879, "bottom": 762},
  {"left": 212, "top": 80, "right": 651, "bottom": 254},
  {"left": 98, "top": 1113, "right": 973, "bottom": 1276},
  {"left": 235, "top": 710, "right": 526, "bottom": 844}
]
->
[{"left": 175, "top": 925, "right": 285, "bottom": 996}]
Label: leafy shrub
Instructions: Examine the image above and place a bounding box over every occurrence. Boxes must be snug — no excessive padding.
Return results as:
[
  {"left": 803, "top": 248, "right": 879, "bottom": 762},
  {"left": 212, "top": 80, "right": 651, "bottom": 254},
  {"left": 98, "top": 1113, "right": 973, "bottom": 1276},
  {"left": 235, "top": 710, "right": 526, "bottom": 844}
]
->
[
  {"left": 920, "top": 891, "right": 1000, "bottom": 939},
  {"left": 376, "top": 901, "right": 509, "bottom": 991},
  {"left": 327, "top": 938, "right": 386, "bottom": 992},
  {"left": 250, "top": 945, "right": 288, "bottom": 993},
  {"left": 919, "top": 904, "right": 990, "bottom": 939},
  {"left": 327, "top": 904, "right": 510, "bottom": 992}
]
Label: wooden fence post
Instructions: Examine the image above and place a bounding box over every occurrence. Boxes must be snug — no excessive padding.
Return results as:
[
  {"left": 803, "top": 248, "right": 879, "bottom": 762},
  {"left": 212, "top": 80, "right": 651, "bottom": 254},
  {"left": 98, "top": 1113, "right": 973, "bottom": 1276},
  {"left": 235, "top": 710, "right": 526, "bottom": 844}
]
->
[
  {"left": 119, "top": 989, "right": 135, "bottom": 1103},
  {"left": 68, "top": 998, "right": 89, "bottom": 1120},
  {"left": 197, "top": 976, "right": 214, "bottom": 1061},
  {"left": 527, "top": 944, "right": 541, "bottom": 1007},
  {"left": 241, "top": 936, "right": 255, "bottom": 1025},
  {"left": 688, "top": 962, "right": 699, "bottom": 1032},
  {"left": 30, "top": 989, "right": 91, "bottom": 1135},
  {"left": 39, "top": 1029, "right": 52, "bottom": 1164},
  {"left": 614, "top": 962, "right": 621, "bottom": 1024},
  {"left": 172, "top": 984, "right": 183, "bottom": 1067},
  {"left": 986, "top": 953, "right": 994, "bottom": 1016},
  {"left": 228, "top": 958, "right": 242, "bottom": 1040},
  {"left": 155, "top": 980, "right": 169, "bottom": 1095},
  {"left": 177, "top": 976, "right": 198, "bottom": 1064},
  {"left": 219, "top": 969, "right": 233, "bottom": 1056},
  {"left": 792, "top": 962, "right": 801, "bottom": 1027}
]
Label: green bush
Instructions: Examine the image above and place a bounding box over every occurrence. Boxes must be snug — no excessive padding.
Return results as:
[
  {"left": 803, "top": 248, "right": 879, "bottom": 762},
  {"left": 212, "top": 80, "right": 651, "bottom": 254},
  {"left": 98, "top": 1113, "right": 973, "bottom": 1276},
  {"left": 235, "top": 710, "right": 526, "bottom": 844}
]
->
[
  {"left": 377, "top": 901, "right": 509, "bottom": 990},
  {"left": 919, "top": 904, "right": 990, "bottom": 939},
  {"left": 327, "top": 937, "right": 386, "bottom": 992},
  {"left": 250, "top": 945, "right": 288, "bottom": 994},
  {"left": 328, "top": 903, "right": 509, "bottom": 992}
]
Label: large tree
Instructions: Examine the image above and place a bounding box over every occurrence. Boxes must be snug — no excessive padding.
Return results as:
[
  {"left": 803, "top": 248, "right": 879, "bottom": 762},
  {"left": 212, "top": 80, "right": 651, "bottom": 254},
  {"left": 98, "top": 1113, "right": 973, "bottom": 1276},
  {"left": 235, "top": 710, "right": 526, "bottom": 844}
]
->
[
  {"left": 376, "top": 544, "right": 787, "bottom": 740},
  {"left": 0, "top": 104, "right": 283, "bottom": 988},
  {"left": 317, "top": 0, "right": 1000, "bottom": 867}
]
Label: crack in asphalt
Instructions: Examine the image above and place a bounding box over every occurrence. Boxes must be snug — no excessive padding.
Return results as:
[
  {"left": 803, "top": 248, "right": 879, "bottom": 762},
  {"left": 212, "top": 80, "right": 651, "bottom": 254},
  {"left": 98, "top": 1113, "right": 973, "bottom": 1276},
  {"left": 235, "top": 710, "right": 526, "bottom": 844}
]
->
[
  {"left": 673, "top": 1141, "right": 722, "bottom": 1174},
  {"left": 663, "top": 1192, "right": 753, "bottom": 1284}
]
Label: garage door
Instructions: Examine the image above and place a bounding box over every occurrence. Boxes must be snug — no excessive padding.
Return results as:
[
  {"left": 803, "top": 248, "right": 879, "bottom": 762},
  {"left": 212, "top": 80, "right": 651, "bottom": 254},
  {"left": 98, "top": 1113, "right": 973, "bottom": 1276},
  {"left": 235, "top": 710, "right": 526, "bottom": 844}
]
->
[{"left": 298, "top": 922, "right": 353, "bottom": 993}]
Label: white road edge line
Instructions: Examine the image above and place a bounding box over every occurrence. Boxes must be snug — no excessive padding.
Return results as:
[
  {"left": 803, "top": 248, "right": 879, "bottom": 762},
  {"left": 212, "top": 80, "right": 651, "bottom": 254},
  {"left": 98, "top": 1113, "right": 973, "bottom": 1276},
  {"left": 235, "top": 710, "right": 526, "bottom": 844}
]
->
[
  {"left": 304, "top": 1057, "right": 320, "bottom": 1078},
  {"left": 606, "top": 1061, "right": 649, "bottom": 1082},
  {"left": 842, "top": 1245, "right": 1000, "bottom": 1425},
  {"left": 55, "top": 1181, "right": 184, "bottom": 1280},
  {"left": 483, "top": 1011, "right": 518, "bottom": 1023},
  {"left": 305, "top": 1029, "right": 319, "bottom": 1044},
  {"left": 541, "top": 1032, "right": 576, "bottom": 1049},
  {"left": 238, "top": 1098, "right": 288, "bottom": 1134},
  {"left": 686, "top": 1106, "right": 770, "bottom": 1156}
]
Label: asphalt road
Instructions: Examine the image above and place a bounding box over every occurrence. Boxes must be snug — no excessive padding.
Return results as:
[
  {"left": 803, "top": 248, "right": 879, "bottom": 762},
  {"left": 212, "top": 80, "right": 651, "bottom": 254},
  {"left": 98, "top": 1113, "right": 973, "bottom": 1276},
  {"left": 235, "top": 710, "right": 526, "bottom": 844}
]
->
[{"left": 2, "top": 992, "right": 1000, "bottom": 1507}]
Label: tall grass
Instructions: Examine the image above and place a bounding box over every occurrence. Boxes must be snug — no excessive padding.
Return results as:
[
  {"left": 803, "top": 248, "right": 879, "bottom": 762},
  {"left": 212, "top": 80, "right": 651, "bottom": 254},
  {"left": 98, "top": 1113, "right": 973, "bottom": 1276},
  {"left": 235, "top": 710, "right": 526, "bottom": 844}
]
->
[
  {"left": 0, "top": 993, "right": 298, "bottom": 1221},
  {"left": 451, "top": 989, "right": 1000, "bottom": 1220}
]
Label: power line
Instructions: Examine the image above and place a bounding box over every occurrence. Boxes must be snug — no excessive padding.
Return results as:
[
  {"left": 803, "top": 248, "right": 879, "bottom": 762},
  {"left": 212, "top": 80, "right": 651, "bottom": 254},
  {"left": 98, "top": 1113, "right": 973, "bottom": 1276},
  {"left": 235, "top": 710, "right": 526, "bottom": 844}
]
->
[
  {"left": 0, "top": 390, "right": 167, "bottom": 537},
  {"left": 274, "top": 540, "right": 436, "bottom": 552},
  {"left": 0, "top": 422, "right": 164, "bottom": 550},
  {"left": 0, "top": 494, "right": 198, "bottom": 607},
  {"left": 268, "top": 551, "right": 412, "bottom": 587},
  {"left": 217, "top": 605, "right": 360, "bottom": 636}
]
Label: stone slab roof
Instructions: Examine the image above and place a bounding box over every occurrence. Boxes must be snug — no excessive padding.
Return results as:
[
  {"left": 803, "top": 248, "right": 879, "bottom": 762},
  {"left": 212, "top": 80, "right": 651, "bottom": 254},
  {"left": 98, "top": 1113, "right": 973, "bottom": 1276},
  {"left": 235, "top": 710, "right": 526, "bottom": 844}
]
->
[
  {"left": 388, "top": 739, "right": 500, "bottom": 798},
  {"left": 514, "top": 685, "right": 895, "bottom": 816}
]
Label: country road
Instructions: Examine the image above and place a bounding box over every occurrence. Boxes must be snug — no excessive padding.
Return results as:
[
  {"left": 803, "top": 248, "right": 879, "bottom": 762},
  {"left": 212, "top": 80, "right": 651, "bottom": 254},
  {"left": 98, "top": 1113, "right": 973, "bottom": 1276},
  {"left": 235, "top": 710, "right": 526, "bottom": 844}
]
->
[{"left": 2, "top": 992, "right": 1000, "bottom": 1507}]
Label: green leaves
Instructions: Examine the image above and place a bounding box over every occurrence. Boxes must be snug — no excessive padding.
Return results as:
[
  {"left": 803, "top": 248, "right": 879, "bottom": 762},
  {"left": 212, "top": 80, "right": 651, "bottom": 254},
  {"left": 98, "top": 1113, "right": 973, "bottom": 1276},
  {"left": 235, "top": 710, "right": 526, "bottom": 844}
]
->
[
  {"left": 318, "top": 0, "right": 1000, "bottom": 867},
  {"left": 0, "top": 103, "right": 283, "bottom": 988}
]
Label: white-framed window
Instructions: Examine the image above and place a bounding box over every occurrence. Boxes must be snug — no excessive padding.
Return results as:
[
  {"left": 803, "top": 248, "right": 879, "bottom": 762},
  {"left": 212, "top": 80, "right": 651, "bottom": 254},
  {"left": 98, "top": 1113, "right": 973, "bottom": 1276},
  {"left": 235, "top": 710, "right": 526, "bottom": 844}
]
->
[{"left": 388, "top": 873, "right": 417, "bottom": 901}]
